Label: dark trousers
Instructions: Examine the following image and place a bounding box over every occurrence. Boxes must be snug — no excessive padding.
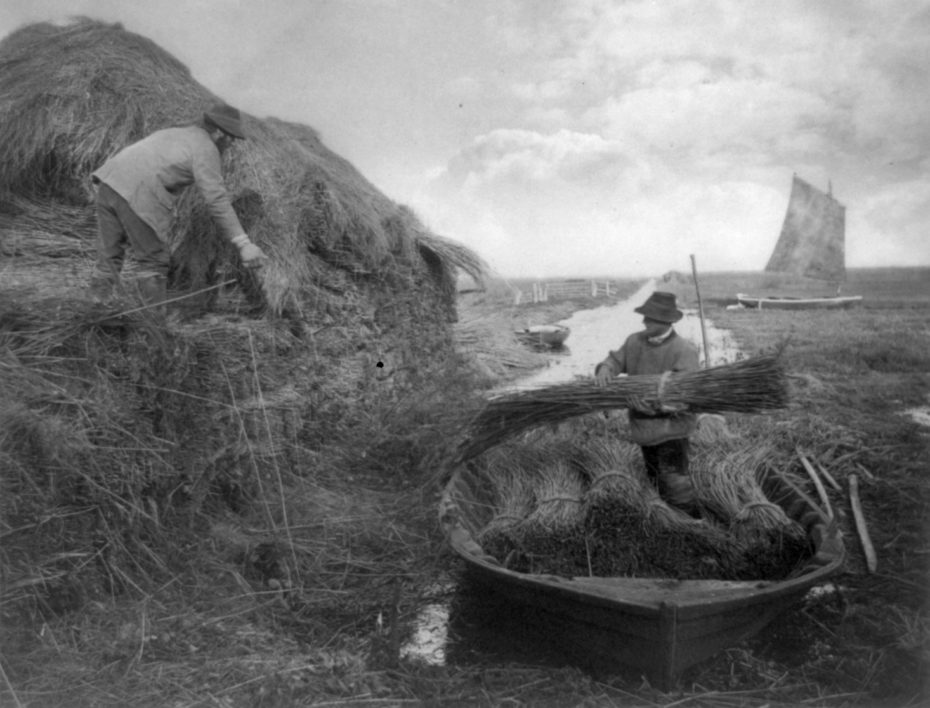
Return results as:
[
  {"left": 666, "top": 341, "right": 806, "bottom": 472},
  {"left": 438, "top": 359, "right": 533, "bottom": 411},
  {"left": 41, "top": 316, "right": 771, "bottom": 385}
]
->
[
  {"left": 94, "top": 182, "right": 170, "bottom": 280},
  {"left": 640, "top": 438, "right": 690, "bottom": 482}
]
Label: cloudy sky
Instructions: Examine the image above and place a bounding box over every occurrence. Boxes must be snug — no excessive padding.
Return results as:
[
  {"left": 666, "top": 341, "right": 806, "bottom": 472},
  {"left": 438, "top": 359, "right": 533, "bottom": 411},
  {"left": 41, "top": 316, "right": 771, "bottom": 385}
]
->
[{"left": 3, "top": 0, "right": 929, "bottom": 277}]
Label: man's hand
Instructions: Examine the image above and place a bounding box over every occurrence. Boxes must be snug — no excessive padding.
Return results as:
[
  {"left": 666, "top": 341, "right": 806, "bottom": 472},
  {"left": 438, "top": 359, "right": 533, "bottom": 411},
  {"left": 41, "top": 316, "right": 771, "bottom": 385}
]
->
[
  {"left": 594, "top": 366, "right": 613, "bottom": 388},
  {"left": 626, "top": 394, "right": 658, "bottom": 415},
  {"left": 232, "top": 234, "right": 267, "bottom": 269}
]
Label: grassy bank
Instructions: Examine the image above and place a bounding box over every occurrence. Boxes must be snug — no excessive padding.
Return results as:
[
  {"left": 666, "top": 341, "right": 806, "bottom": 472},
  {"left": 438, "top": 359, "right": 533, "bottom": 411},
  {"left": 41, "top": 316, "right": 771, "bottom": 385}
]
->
[{"left": 2, "top": 270, "right": 925, "bottom": 707}]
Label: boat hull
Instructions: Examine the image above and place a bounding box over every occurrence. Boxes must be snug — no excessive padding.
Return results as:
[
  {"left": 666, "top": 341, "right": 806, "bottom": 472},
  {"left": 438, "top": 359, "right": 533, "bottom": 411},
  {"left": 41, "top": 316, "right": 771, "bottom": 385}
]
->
[
  {"left": 736, "top": 293, "right": 862, "bottom": 310},
  {"left": 439, "top": 466, "right": 844, "bottom": 689}
]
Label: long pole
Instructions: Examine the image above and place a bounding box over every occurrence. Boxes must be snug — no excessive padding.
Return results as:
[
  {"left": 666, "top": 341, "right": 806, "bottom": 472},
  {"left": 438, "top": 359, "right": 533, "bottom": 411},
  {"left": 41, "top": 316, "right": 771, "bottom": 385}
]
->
[{"left": 690, "top": 254, "right": 710, "bottom": 366}]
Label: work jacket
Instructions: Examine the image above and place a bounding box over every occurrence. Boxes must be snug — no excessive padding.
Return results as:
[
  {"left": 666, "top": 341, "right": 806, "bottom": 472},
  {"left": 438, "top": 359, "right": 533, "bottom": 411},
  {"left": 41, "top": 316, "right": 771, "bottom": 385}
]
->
[
  {"left": 595, "top": 329, "right": 700, "bottom": 446},
  {"left": 92, "top": 126, "right": 244, "bottom": 242}
]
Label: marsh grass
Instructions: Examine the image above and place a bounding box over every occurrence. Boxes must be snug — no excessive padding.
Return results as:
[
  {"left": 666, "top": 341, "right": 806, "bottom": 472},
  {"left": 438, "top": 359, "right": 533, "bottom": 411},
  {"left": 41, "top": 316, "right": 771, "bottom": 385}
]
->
[
  {"left": 0, "top": 268, "right": 921, "bottom": 706},
  {"left": 0, "top": 285, "right": 488, "bottom": 706},
  {"left": 2, "top": 258, "right": 928, "bottom": 707},
  {"left": 13, "top": 16, "right": 928, "bottom": 707}
]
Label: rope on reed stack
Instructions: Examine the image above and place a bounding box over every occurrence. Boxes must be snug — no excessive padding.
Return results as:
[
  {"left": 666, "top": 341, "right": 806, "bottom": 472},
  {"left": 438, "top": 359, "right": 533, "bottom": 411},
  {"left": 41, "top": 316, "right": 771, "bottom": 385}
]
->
[{"left": 457, "top": 354, "right": 788, "bottom": 462}]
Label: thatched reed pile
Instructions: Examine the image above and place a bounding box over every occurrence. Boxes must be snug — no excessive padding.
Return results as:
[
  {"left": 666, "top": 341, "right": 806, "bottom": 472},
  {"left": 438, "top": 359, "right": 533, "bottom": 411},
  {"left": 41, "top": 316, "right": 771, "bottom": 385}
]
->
[
  {"left": 0, "top": 17, "right": 492, "bottom": 460},
  {"left": 0, "top": 18, "right": 484, "bottom": 315},
  {"left": 0, "top": 18, "right": 491, "bottom": 638}
]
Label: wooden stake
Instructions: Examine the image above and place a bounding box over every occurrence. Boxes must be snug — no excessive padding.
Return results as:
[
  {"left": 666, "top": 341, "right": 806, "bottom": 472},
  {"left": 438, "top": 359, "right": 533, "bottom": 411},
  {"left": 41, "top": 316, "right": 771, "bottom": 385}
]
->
[
  {"left": 798, "top": 449, "right": 833, "bottom": 520},
  {"left": 690, "top": 254, "right": 711, "bottom": 367},
  {"left": 848, "top": 474, "right": 877, "bottom": 573}
]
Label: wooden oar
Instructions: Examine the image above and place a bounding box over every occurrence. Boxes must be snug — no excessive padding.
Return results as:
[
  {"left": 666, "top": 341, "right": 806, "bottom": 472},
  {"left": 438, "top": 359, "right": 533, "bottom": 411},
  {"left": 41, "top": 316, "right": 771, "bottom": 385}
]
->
[{"left": 848, "top": 474, "right": 877, "bottom": 573}]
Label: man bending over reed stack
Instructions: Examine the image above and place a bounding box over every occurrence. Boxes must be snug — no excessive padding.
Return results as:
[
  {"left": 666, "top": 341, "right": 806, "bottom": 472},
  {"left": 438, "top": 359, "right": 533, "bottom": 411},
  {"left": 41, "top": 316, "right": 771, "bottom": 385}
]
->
[
  {"left": 594, "top": 291, "right": 700, "bottom": 514},
  {"left": 89, "top": 103, "right": 267, "bottom": 313}
]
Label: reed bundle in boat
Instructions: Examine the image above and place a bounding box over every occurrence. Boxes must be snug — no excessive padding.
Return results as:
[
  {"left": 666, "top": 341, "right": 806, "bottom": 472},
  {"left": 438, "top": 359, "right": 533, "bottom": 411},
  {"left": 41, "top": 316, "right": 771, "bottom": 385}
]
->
[
  {"left": 521, "top": 459, "right": 586, "bottom": 534},
  {"left": 691, "top": 443, "right": 801, "bottom": 535},
  {"left": 582, "top": 439, "right": 644, "bottom": 499},
  {"left": 581, "top": 439, "right": 648, "bottom": 530},
  {"left": 478, "top": 466, "right": 537, "bottom": 539},
  {"left": 471, "top": 421, "right": 812, "bottom": 580},
  {"left": 457, "top": 355, "right": 788, "bottom": 462},
  {"left": 474, "top": 443, "right": 546, "bottom": 559},
  {"left": 689, "top": 442, "right": 807, "bottom": 576}
]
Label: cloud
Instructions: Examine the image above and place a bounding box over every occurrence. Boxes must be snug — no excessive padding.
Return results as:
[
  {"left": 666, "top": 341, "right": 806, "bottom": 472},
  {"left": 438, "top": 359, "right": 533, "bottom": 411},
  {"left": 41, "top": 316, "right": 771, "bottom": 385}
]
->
[
  {"left": 420, "top": 125, "right": 789, "bottom": 277},
  {"left": 414, "top": 0, "right": 930, "bottom": 275},
  {"left": 4, "top": 0, "right": 929, "bottom": 275},
  {"left": 854, "top": 180, "right": 930, "bottom": 265},
  {"left": 443, "top": 128, "right": 629, "bottom": 186}
]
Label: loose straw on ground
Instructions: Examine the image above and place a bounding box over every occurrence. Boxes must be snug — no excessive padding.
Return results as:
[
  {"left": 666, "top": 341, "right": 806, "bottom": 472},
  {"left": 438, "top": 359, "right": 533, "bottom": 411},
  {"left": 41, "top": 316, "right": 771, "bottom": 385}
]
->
[{"left": 815, "top": 459, "right": 842, "bottom": 491}]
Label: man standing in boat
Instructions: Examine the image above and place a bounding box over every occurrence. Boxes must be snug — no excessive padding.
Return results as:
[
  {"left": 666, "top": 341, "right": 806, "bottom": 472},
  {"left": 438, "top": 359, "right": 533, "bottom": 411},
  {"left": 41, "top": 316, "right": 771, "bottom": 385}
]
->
[{"left": 594, "top": 291, "right": 700, "bottom": 513}]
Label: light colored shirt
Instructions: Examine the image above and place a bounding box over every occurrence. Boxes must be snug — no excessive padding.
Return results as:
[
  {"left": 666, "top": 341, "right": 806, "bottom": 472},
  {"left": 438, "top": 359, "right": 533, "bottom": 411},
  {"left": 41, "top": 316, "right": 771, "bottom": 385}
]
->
[
  {"left": 93, "top": 126, "right": 245, "bottom": 242},
  {"left": 595, "top": 330, "right": 700, "bottom": 445}
]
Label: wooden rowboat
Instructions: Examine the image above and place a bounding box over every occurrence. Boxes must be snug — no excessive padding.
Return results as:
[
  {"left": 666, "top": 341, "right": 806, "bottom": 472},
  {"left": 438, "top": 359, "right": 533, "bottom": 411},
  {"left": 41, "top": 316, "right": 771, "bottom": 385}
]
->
[
  {"left": 514, "top": 324, "right": 570, "bottom": 348},
  {"left": 439, "top": 463, "right": 845, "bottom": 689},
  {"left": 736, "top": 293, "right": 863, "bottom": 310}
]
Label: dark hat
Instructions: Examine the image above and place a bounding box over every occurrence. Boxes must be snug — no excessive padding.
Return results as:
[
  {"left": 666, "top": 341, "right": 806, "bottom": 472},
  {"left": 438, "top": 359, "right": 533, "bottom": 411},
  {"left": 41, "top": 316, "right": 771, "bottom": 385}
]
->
[
  {"left": 634, "top": 291, "right": 683, "bottom": 323},
  {"left": 204, "top": 103, "right": 246, "bottom": 139}
]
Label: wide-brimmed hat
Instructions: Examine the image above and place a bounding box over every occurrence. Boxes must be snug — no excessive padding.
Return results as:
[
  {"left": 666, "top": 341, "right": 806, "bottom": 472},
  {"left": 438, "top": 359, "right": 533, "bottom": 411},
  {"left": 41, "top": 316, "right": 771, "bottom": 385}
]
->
[
  {"left": 634, "top": 291, "right": 683, "bottom": 323},
  {"left": 204, "top": 103, "right": 246, "bottom": 139}
]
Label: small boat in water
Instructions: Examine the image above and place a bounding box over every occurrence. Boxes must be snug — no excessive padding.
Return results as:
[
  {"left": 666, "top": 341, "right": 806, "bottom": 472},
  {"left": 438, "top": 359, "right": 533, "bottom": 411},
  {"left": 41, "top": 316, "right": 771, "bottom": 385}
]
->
[
  {"left": 515, "top": 324, "right": 570, "bottom": 348},
  {"left": 736, "top": 293, "right": 863, "bottom": 310},
  {"left": 439, "top": 459, "right": 845, "bottom": 689},
  {"left": 738, "top": 174, "right": 862, "bottom": 310}
]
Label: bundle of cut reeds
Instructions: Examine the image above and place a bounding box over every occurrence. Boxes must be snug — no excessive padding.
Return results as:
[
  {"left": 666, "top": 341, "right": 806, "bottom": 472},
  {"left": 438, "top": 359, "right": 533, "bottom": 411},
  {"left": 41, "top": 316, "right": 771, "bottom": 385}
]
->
[
  {"left": 521, "top": 459, "right": 586, "bottom": 534},
  {"left": 478, "top": 454, "right": 539, "bottom": 542},
  {"left": 690, "top": 443, "right": 805, "bottom": 547},
  {"left": 457, "top": 355, "right": 788, "bottom": 462},
  {"left": 580, "top": 439, "right": 646, "bottom": 513}
]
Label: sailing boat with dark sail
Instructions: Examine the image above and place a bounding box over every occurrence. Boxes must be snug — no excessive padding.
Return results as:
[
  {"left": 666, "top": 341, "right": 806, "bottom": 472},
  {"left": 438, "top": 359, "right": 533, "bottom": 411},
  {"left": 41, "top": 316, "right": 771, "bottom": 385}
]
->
[{"left": 737, "top": 174, "right": 863, "bottom": 309}]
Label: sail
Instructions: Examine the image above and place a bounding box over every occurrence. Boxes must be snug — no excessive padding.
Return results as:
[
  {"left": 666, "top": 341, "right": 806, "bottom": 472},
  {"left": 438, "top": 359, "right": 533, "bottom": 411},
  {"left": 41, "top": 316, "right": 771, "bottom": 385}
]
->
[{"left": 765, "top": 175, "right": 847, "bottom": 282}]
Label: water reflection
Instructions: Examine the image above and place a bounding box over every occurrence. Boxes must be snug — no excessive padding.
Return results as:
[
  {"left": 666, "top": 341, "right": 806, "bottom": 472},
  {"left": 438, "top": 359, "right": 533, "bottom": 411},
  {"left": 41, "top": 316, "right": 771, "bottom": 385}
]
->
[{"left": 400, "top": 601, "right": 449, "bottom": 665}]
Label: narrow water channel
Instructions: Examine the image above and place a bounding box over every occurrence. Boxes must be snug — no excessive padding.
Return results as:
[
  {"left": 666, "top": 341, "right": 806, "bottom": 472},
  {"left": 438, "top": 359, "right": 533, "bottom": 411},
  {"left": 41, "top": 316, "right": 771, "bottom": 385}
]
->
[{"left": 504, "top": 279, "right": 741, "bottom": 393}]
